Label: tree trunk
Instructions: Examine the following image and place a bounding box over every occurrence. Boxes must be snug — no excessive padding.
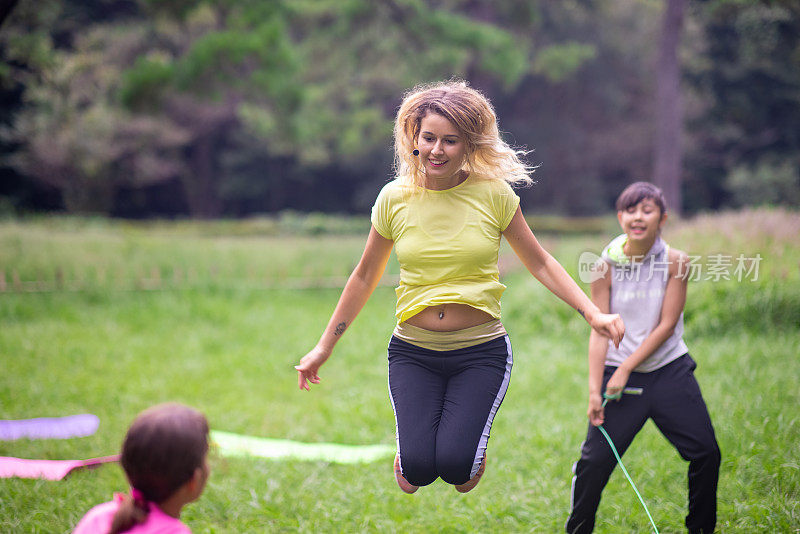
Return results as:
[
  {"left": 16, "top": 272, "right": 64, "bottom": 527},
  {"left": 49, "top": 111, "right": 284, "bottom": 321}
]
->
[
  {"left": 183, "top": 134, "right": 223, "bottom": 219},
  {"left": 0, "top": 0, "right": 20, "bottom": 28},
  {"left": 653, "top": 0, "right": 686, "bottom": 214}
]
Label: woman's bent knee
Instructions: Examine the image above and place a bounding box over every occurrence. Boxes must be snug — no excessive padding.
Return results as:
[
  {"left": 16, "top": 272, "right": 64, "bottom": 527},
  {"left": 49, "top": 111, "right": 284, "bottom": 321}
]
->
[
  {"left": 400, "top": 455, "right": 438, "bottom": 487},
  {"left": 437, "top": 453, "right": 476, "bottom": 485}
]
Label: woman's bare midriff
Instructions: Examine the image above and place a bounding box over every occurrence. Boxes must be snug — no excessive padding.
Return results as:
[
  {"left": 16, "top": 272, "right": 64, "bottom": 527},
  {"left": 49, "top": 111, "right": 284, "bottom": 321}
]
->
[{"left": 403, "top": 303, "right": 495, "bottom": 332}]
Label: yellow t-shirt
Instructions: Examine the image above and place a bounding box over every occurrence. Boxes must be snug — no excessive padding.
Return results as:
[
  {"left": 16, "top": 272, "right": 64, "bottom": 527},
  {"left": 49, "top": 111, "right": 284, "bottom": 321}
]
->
[{"left": 371, "top": 174, "right": 520, "bottom": 323}]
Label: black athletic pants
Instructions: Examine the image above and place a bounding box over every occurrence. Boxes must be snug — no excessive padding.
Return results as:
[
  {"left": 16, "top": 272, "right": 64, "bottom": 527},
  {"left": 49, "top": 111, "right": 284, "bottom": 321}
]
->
[
  {"left": 388, "top": 335, "right": 513, "bottom": 487},
  {"left": 566, "top": 354, "right": 720, "bottom": 534}
]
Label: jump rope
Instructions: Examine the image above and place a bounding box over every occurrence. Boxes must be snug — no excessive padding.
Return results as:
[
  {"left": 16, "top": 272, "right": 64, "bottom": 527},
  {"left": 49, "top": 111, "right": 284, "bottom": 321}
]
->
[{"left": 598, "top": 388, "right": 660, "bottom": 534}]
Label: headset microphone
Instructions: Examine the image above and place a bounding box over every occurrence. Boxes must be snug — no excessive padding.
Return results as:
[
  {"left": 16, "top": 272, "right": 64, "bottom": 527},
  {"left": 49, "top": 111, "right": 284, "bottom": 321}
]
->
[{"left": 412, "top": 149, "right": 419, "bottom": 156}]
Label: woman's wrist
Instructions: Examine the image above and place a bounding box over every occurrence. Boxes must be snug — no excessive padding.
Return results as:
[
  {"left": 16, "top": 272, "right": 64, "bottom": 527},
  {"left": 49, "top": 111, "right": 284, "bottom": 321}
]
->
[
  {"left": 581, "top": 304, "right": 600, "bottom": 325},
  {"left": 316, "top": 339, "right": 335, "bottom": 355}
]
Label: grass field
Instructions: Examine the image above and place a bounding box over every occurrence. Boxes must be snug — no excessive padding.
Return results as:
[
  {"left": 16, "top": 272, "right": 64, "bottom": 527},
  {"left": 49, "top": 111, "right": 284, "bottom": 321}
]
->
[{"left": 1, "top": 209, "right": 799, "bottom": 533}]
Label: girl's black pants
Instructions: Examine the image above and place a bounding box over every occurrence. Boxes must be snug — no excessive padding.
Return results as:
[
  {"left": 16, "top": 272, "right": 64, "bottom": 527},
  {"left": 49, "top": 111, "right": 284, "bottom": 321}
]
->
[{"left": 566, "top": 354, "right": 720, "bottom": 534}]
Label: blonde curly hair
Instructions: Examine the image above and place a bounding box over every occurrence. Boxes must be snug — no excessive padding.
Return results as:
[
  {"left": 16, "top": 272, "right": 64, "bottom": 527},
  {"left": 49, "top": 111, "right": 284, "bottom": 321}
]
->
[{"left": 393, "top": 79, "right": 534, "bottom": 188}]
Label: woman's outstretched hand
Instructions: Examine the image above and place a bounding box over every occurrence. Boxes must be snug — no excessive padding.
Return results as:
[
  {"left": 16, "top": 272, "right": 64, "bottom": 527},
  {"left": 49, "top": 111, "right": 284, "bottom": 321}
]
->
[
  {"left": 295, "top": 347, "right": 331, "bottom": 391},
  {"left": 589, "top": 312, "right": 625, "bottom": 349}
]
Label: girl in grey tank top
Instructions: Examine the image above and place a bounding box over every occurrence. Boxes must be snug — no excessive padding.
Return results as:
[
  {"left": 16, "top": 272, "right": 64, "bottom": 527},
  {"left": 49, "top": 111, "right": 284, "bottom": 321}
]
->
[
  {"left": 566, "top": 182, "right": 720, "bottom": 534},
  {"left": 602, "top": 233, "right": 689, "bottom": 372}
]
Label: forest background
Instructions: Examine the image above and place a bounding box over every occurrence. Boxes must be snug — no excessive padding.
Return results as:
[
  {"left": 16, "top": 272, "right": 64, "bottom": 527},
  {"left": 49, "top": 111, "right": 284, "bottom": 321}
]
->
[{"left": 1, "top": 0, "right": 799, "bottom": 219}]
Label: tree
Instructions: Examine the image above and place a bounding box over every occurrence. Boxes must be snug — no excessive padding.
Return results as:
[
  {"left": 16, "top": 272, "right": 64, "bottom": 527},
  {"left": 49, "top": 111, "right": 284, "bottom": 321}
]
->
[
  {"left": 15, "top": 0, "right": 789, "bottom": 217},
  {"left": 4, "top": 25, "right": 190, "bottom": 213},
  {"left": 4, "top": 0, "right": 539, "bottom": 216},
  {"left": 0, "top": 0, "right": 185, "bottom": 214},
  {"left": 496, "top": 0, "right": 660, "bottom": 214},
  {"left": 684, "top": 1, "right": 800, "bottom": 210},
  {"left": 654, "top": 0, "right": 687, "bottom": 214},
  {"left": 118, "top": 0, "right": 534, "bottom": 216},
  {"left": 0, "top": 0, "right": 19, "bottom": 28}
]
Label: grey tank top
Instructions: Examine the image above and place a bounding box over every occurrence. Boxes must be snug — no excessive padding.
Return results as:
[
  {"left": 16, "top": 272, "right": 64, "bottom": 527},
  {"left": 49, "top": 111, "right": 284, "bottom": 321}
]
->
[{"left": 603, "top": 234, "right": 688, "bottom": 372}]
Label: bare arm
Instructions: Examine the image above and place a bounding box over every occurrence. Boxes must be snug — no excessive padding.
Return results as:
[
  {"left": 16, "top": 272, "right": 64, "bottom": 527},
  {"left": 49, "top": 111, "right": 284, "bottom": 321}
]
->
[
  {"left": 295, "top": 226, "right": 394, "bottom": 390},
  {"left": 605, "top": 248, "right": 689, "bottom": 397},
  {"left": 587, "top": 268, "right": 611, "bottom": 426},
  {"left": 502, "top": 207, "right": 624, "bottom": 347}
]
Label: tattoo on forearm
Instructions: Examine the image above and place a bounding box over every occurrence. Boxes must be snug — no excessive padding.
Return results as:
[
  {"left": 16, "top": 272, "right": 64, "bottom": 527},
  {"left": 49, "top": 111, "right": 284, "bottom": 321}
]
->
[
  {"left": 577, "top": 308, "right": 586, "bottom": 319},
  {"left": 333, "top": 322, "right": 346, "bottom": 336}
]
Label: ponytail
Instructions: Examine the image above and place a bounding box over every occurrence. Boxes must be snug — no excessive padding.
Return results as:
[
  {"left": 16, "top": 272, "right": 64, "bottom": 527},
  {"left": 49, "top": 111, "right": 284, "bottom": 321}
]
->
[
  {"left": 109, "top": 489, "right": 148, "bottom": 534},
  {"left": 109, "top": 403, "right": 209, "bottom": 533}
]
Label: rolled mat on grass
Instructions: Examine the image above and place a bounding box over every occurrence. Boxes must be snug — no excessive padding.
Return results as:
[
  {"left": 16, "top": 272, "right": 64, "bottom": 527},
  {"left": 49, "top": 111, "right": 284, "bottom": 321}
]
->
[
  {"left": 211, "top": 430, "right": 394, "bottom": 464},
  {"left": 0, "top": 455, "right": 119, "bottom": 480},
  {"left": 0, "top": 414, "right": 100, "bottom": 441}
]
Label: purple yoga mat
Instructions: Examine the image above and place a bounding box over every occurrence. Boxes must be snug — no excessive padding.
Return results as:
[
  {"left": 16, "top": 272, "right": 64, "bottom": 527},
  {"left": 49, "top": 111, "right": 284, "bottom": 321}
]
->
[
  {"left": 0, "top": 455, "right": 119, "bottom": 480},
  {"left": 0, "top": 414, "right": 99, "bottom": 441}
]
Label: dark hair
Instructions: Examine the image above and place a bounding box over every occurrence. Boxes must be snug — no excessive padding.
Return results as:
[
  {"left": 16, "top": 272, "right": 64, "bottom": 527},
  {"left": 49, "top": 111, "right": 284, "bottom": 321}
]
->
[
  {"left": 615, "top": 181, "right": 667, "bottom": 215},
  {"left": 110, "top": 403, "right": 209, "bottom": 534}
]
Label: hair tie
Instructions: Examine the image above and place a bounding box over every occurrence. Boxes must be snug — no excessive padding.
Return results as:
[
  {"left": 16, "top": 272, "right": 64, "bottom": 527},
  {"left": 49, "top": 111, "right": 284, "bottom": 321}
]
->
[{"left": 130, "top": 487, "right": 147, "bottom": 507}]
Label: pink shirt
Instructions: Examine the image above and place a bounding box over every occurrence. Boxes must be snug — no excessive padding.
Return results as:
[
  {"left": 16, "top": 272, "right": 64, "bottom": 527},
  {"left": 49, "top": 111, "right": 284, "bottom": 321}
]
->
[{"left": 73, "top": 494, "right": 191, "bottom": 534}]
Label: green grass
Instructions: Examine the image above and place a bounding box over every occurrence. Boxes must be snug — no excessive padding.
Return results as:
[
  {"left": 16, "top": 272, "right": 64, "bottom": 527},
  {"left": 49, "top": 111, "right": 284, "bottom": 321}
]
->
[
  {"left": 1, "top": 210, "right": 799, "bottom": 532},
  {"left": 0, "top": 217, "right": 393, "bottom": 291}
]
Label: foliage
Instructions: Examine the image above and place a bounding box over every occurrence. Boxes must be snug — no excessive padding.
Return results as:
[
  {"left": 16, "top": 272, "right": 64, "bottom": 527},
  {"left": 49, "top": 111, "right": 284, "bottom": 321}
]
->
[
  {"left": 0, "top": 0, "right": 629, "bottom": 218},
  {"left": 2, "top": 1, "right": 800, "bottom": 217},
  {"left": 499, "top": 0, "right": 662, "bottom": 215},
  {"left": 0, "top": 6, "right": 191, "bottom": 214},
  {"left": 725, "top": 156, "right": 800, "bottom": 208},
  {"left": 533, "top": 42, "right": 598, "bottom": 83},
  {"left": 685, "top": 1, "right": 800, "bottom": 210},
  {"left": 1, "top": 0, "right": 537, "bottom": 217}
]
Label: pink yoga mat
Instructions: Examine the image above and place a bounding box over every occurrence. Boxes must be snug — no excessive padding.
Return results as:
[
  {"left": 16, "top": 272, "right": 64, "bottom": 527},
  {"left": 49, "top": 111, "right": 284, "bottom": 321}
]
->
[
  {"left": 0, "top": 455, "right": 119, "bottom": 480},
  {"left": 0, "top": 414, "right": 99, "bottom": 441}
]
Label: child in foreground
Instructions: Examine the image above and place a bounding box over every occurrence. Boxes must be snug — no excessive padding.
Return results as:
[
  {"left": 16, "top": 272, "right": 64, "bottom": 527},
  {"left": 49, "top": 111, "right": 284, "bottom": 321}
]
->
[
  {"left": 566, "top": 182, "right": 720, "bottom": 534},
  {"left": 73, "top": 403, "right": 210, "bottom": 534}
]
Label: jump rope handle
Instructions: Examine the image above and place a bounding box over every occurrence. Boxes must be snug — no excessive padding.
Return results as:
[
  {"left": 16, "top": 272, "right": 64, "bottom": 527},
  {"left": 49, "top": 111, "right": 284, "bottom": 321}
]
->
[{"left": 603, "top": 386, "right": 643, "bottom": 404}]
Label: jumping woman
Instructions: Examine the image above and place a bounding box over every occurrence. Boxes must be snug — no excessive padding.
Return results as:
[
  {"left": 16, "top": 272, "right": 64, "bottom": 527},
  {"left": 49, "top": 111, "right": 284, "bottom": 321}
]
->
[{"left": 295, "top": 80, "right": 624, "bottom": 494}]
